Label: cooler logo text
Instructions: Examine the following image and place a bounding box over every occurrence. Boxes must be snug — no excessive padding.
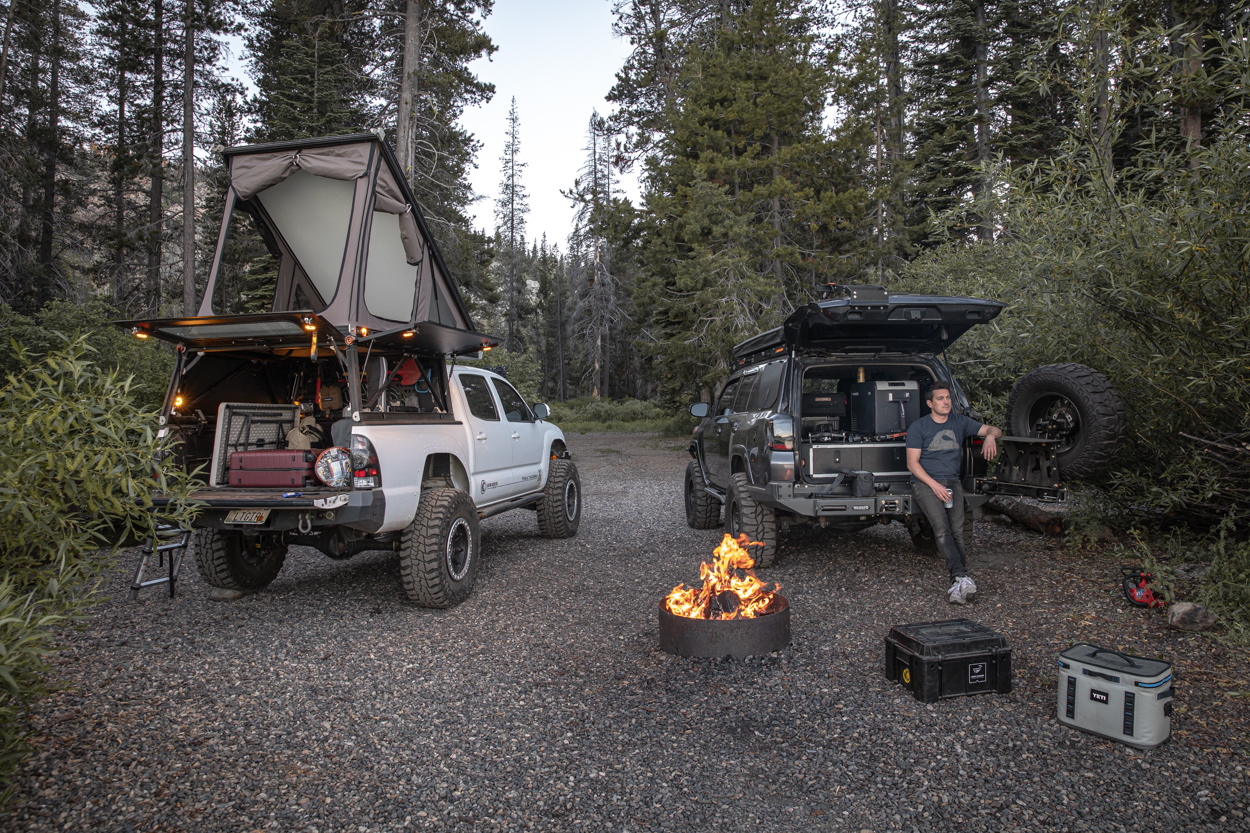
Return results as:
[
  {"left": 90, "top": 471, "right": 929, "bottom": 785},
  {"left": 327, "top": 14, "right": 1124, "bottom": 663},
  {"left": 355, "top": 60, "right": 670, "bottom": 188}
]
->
[
  {"left": 1090, "top": 689, "right": 1109, "bottom": 704},
  {"left": 968, "top": 662, "right": 987, "bottom": 684}
]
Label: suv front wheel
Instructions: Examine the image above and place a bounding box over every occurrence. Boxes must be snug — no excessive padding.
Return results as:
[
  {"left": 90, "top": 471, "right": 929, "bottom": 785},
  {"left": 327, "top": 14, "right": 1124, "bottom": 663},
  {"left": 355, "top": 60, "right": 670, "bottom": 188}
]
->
[
  {"left": 726, "top": 472, "right": 778, "bottom": 568},
  {"left": 684, "top": 459, "right": 720, "bottom": 529}
]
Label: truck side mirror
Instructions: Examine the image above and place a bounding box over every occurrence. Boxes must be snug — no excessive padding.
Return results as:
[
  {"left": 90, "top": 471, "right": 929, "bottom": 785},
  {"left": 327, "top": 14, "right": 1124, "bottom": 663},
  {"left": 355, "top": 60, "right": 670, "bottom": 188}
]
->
[
  {"left": 533, "top": 403, "right": 551, "bottom": 420},
  {"left": 689, "top": 402, "right": 710, "bottom": 418}
]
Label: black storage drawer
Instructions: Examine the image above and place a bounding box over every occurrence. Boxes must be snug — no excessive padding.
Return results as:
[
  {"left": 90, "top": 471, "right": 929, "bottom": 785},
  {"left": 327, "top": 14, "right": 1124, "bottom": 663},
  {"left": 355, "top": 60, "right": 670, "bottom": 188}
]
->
[{"left": 885, "top": 619, "right": 1013, "bottom": 703}]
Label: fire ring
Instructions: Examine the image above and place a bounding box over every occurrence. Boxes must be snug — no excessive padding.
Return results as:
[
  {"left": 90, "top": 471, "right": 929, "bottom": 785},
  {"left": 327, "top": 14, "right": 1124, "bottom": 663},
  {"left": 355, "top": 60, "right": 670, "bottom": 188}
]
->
[{"left": 658, "top": 595, "right": 790, "bottom": 659}]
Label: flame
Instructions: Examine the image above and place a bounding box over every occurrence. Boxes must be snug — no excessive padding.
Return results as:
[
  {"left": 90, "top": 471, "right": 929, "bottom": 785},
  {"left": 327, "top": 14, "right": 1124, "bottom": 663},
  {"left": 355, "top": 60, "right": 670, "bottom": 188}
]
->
[{"left": 663, "top": 534, "right": 781, "bottom": 620}]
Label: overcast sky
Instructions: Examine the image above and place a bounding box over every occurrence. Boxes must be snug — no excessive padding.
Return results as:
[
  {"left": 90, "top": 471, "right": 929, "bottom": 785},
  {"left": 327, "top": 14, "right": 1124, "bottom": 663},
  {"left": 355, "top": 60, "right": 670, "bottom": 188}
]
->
[{"left": 460, "top": 0, "right": 640, "bottom": 248}]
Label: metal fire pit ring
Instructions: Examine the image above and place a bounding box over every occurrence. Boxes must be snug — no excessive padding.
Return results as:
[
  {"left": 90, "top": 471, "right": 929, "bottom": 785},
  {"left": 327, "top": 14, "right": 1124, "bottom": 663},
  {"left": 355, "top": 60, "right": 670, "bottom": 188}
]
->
[{"left": 658, "top": 595, "right": 790, "bottom": 659}]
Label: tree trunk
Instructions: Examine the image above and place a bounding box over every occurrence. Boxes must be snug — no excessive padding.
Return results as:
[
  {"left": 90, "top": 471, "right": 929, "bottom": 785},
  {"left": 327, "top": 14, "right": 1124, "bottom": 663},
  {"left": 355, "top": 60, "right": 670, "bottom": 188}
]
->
[
  {"left": 395, "top": 0, "right": 424, "bottom": 177},
  {"left": 147, "top": 0, "right": 165, "bottom": 315},
  {"left": 1178, "top": 19, "right": 1203, "bottom": 158},
  {"left": 0, "top": 0, "right": 16, "bottom": 101},
  {"left": 182, "top": 0, "right": 196, "bottom": 314},
  {"left": 770, "top": 132, "right": 782, "bottom": 284},
  {"left": 1092, "top": 4, "right": 1114, "bottom": 185},
  {"left": 973, "top": 0, "right": 992, "bottom": 240},
  {"left": 986, "top": 496, "right": 1064, "bottom": 537},
  {"left": 37, "top": 0, "right": 62, "bottom": 286},
  {"left": 114, "top": 64, "right": 129, "bottom": 302}
]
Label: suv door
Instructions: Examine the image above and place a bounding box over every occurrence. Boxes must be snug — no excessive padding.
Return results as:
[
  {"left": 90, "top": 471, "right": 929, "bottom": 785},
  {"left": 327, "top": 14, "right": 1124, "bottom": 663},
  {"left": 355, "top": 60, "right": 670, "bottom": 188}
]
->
[
  {"left": 705, "top": 377, "right": 741, "bottom": 485},
  {"left": 456, "top": 372, "right": 513, "bottom": 504},
  {"left": 490, "top": 377, "right": 544, "bottom": 494}
]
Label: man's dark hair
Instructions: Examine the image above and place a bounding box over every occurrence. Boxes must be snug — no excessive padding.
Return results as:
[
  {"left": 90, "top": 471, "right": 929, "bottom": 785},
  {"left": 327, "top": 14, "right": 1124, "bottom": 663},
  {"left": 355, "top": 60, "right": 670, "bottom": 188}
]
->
[{"left": 926, "top": 383, "right": 953, "bottom": 402}]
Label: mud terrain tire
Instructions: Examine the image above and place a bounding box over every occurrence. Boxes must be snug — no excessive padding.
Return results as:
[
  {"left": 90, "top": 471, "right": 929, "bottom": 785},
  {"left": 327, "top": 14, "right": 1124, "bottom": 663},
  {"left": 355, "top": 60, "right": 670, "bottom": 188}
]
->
[
  {"left": 537, "top": 459, "right": 581, "bottom": 538},
  {"left": 1005, "top": 363, "right": 1125, "bottom": 481},
  {"left": 192, "top": 528, "right": 286, "bottom": 591},
  {"left": 726, "top": 472, "right": 778, "bottom": 568},
  {"left": 400, "top": 488, "right": 481, "bottom": 608},
  {"left": 685, "top": 459, "right": 721, "bottom": 529}
]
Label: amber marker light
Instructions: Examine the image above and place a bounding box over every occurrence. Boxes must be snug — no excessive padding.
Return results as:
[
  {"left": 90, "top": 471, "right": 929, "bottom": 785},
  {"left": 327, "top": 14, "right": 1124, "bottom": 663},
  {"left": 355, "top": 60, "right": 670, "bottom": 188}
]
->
[
  {"left": 402, "top": 330, "right": 414, "bottom": 338},
  {"left": 359, "top": 327, "right": 369, "bottom": 337},
  {"left": 173, "top": 395, "right": 184, "bottom": 408},
  {"left": 132, "top": 327, "right": 149, "bottom": 339},
  {"left": 481, "top": 344, "right": 493, "bottom": 352}
]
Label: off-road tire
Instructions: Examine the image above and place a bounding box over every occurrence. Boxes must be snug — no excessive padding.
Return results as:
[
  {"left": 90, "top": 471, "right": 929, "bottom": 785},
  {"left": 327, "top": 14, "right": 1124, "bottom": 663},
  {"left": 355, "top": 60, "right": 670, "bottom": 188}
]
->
[
  {"left": 399, "top": 488, "right": 481, "bottom": 608},
  {"left": 537, "top": 459, "right": 581, "bottom": 538},
  {"left": 725, "top": 472, "right": 778, "bottom": 568},
  {"left": 1005, "top": 363, "right": 1125, "bottom": 481},
  {"left": 684, "top": 459, "right": 720, "bottom": 529},
  {"left": 192, "top": 528, "right": 286, "bottom": 591}
]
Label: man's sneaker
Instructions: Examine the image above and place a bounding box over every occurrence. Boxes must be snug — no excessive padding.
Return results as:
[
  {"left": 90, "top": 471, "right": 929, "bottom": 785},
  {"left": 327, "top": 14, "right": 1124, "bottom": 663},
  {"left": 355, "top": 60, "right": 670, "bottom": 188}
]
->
[
  {"left": 961, "top": 576, "right": 977, "bottom": 602},
  {"left": 947, "top": 579, "right": 967, "bottom": 605}
]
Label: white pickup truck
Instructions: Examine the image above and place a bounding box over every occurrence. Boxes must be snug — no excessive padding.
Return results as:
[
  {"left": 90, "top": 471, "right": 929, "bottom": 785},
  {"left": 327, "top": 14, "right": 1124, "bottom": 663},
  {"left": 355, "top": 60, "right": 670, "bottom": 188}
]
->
[{"left": 121, "top": 133, "right": 580, "bottom": 607}]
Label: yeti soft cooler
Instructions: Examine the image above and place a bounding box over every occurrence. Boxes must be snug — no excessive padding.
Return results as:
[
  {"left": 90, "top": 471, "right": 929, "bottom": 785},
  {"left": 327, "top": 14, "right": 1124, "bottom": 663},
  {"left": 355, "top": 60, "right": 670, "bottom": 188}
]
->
[
  {"left": 1057, "top": 644, "right": 1173, "bottom": 749},
  {"left": 885, "top": 619, "right": 1012, "bottom": 703}
]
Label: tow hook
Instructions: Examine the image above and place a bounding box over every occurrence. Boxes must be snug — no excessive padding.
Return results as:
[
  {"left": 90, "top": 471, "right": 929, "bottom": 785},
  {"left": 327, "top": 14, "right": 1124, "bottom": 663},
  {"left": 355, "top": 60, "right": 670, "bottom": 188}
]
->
[{"left": 298, "top": 512, "right": 314, "bottom": 534}]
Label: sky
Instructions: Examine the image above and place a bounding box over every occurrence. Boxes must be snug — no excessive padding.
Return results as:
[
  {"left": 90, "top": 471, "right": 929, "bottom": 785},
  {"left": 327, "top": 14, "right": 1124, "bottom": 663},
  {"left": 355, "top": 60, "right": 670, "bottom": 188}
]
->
[{"left": 459, "top": 0, "right": 640, "bottom": 248}]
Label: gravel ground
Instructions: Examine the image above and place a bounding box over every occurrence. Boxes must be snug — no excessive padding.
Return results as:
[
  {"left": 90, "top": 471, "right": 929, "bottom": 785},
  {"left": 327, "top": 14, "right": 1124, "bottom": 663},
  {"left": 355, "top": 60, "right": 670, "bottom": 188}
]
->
[{"left": 4, "top": 433, "right": 1248, "bottom": 832}]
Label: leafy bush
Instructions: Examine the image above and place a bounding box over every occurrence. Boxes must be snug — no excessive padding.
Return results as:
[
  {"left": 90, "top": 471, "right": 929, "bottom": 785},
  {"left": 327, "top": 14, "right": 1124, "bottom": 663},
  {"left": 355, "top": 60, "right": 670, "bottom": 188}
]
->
[
  {"left": 0, "top": 337, "right": 197, "bottom": 807},
  {"left": 895, "top": 17, "right": 1250, "bottom": 525},
  {"left": 548, "top": 397, "right": 691, "bottom": 435},
  {"left": 457, "top": 347, "right": 542, "bottom": 403},
  {"left": 0, "top": 299, "right": 175, "bottom": 412}
]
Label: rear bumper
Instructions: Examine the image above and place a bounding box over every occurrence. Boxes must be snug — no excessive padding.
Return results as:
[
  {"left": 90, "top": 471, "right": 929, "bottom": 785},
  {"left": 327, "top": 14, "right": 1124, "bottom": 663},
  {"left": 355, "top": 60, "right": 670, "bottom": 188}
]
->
[
  {"left": 748, "top": 480, "right": 990, "bottom": 519},
  {"left": 156, "top": 489, "right": 386, "bottom": 533}
]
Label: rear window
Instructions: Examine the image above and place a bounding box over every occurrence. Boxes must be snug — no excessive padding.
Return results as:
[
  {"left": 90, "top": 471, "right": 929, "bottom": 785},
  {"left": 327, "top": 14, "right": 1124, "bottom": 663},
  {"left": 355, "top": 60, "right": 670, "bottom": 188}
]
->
[
  {"left": 459, "top": 374, "right": 498, "bottom": 420},
  {"left": 732, "top": 374, "right": 758, "bottom": 413},
  {"left": 752, "top": 362, "right": 785, "bottom": 410}
]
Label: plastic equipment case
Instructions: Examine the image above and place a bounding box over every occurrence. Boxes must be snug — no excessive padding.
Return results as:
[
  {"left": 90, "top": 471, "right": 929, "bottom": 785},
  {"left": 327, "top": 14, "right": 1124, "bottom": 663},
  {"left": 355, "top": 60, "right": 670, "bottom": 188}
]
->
[
  {"left": 885, "top": 619, "right": 1013, "bottom": 703},
  {"left": 1056, "top": 644, "right": 1173, "bottom": 750},
  {"left": 227, "top": 449, "right": 317, "bottom": 488}
]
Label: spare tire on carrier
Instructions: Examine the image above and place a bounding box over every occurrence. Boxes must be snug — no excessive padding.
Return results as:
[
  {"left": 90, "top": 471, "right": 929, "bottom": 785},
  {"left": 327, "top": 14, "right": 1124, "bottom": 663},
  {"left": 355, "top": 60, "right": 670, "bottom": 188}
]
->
[{"left": 1004, "top": 363, "right": 1125, "bottom": 481}]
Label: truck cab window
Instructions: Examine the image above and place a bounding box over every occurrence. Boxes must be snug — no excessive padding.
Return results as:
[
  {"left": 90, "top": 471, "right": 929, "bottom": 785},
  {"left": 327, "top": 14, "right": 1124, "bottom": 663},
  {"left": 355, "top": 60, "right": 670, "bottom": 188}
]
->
[{"left": 459, "top": 374, "right": 499, "bottom": 421}]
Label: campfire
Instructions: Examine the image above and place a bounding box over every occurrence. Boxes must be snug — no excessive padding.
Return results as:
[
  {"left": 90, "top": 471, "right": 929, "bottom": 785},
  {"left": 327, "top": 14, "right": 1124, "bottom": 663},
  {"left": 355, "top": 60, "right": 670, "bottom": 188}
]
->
[{"left": 663, "top": 534, "right": 782, "bottom": 620}]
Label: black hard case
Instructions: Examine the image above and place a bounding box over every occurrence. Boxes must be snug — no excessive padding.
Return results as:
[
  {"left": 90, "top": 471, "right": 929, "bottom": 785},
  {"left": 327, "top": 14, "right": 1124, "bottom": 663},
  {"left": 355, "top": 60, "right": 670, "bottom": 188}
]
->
[{"left": 885, "top": 619, "right": 1013, "bottom": 703}]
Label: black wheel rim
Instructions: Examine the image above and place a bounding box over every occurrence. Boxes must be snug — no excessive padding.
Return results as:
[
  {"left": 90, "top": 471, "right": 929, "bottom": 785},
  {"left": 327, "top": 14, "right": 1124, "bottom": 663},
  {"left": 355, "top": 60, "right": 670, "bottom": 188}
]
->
[
  {"left": 564, "top": 479, "right": 579, "bottom": 522},
  {"left": 241, "top": 536, "right": 275, "bottom": 567},
  {"left": 727, "top": 496, "right": 741, "bottom": 537},
  {"left": 445, "top": 518, "right": 472, "bottom": 581},
  {"left": 1026, "top": 394, "right": 1081, "bottom": 454}
]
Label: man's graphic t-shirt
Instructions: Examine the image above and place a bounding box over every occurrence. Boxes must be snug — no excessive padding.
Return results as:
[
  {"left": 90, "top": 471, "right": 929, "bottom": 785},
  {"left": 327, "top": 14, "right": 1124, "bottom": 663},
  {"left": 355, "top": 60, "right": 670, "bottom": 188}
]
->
[{"left": 905, "top": 413, "right": 984, "bottom": 481}]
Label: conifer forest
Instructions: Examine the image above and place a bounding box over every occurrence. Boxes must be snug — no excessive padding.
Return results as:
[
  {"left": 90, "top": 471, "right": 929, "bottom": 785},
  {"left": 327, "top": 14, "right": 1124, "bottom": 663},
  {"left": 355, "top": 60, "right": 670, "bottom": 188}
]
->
[{"left": 2, "top": 0, "right": 1249, "bottom": 522}]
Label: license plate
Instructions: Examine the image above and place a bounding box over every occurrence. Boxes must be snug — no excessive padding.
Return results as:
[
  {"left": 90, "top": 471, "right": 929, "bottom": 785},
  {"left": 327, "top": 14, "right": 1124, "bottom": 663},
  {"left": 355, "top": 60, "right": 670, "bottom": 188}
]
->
[{"left": 225, "top": 508, "right": 271, "bottom": 525}]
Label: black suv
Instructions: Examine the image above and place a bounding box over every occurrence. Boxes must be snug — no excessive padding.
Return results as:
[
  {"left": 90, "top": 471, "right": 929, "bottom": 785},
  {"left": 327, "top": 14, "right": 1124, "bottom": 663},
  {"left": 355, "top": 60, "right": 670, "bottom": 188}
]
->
[{"left": 684, "top": 286, "right": 1124, "bottom": 566}]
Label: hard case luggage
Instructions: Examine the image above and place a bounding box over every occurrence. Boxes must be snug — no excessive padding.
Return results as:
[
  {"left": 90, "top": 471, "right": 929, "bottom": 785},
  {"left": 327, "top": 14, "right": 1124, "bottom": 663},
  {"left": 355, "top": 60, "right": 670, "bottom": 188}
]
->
[
  {"left": 885, "top": 619, "right": 1013, "bottom": 703},
  {"left": 227, "top": 449, "right": 316, "bottom": 489},
  {"left": 1056, "top": 643, "right": 1173, "bottom": 750}
]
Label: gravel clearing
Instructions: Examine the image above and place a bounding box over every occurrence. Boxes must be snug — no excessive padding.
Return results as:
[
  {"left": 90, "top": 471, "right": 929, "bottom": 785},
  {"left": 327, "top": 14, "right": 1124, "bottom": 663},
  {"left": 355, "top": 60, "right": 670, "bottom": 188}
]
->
[{"left": 5, "top": 433, "right": 1248, "bottom": 832}]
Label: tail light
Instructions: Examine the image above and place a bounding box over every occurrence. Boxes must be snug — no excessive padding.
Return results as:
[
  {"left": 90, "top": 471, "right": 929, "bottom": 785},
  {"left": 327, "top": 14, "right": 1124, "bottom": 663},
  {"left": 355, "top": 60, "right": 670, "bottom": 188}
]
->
[
  {"left": 766, "top": 415, "right": 794, "bottom": 451},
  {"left": 350, "top": 435, "right": 382, "bottom": 488}
]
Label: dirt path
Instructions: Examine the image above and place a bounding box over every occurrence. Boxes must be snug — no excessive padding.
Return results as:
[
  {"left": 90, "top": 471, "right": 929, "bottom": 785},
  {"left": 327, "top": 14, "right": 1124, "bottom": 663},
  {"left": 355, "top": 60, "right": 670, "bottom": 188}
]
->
[{"left": 4, "top": 433, "right": 1247, "bottom": 832}]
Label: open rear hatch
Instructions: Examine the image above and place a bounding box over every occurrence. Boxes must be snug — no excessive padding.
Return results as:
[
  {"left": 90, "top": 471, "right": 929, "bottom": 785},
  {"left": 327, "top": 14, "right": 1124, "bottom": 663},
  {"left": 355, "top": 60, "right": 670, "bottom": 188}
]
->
[{"left": 734, "top": 286, "right": 1006, "bottom": 363}]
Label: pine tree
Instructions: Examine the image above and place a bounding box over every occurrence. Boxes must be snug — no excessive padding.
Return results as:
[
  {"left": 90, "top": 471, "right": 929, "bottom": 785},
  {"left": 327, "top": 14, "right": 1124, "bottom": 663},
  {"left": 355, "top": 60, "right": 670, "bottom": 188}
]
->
[
  {"left": 248, "top": 0, "right": 375, "bottom": 142},
  {"left": 639, "top": 0, "right": 862, "bottom": 395},
  {"left": 493, "top": 97, "right": 529, "bottom": 352}
]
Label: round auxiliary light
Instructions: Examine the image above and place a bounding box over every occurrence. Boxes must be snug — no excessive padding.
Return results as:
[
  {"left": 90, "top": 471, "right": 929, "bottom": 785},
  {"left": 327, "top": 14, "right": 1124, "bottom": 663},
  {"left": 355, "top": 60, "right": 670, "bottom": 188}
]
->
[{"left": 315, "top": 447, "right": 352, "bottom": 488}]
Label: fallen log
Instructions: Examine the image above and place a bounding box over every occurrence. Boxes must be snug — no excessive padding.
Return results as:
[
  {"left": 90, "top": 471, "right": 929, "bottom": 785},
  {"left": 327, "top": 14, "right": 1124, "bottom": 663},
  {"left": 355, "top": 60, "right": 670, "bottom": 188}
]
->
[{"left": 986, "top": 496, "right": 1065, "bottom": 537}]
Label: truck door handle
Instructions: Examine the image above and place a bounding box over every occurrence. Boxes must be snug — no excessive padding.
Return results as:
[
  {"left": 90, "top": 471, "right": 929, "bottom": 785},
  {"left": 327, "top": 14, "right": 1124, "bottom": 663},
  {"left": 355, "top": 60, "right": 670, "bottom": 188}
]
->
[
  {"left": 476, "top": 433, "right": 487, "bottom": 442},
  {"left": 731, "top": 421, "right": 739, "bottom": 430},
  {"left": 511, "top": 432, "right": 520, "bottom": 440}
]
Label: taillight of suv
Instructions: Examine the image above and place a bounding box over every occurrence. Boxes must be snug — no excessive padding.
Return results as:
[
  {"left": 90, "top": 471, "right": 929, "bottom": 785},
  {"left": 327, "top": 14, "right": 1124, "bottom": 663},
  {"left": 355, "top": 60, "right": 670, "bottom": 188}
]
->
[
  {"left": 350, "top": 435, "right": 382, "bottom": 488},
  {"left": 766, "top": 415, "right": 795, "bottom": 481}
]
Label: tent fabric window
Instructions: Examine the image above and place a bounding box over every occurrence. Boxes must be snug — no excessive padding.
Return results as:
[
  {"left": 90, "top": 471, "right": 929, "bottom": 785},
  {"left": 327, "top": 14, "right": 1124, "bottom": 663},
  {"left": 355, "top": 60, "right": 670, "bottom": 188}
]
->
[{"left": 253, "top": 170, "right": 355, "bottom": 305}]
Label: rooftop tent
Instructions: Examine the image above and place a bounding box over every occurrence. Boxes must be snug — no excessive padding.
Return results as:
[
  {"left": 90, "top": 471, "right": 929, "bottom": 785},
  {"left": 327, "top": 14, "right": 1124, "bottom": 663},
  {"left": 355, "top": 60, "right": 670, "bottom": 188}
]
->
[{"left": 200, "top": 133, "right": 490, "bottom": 352}]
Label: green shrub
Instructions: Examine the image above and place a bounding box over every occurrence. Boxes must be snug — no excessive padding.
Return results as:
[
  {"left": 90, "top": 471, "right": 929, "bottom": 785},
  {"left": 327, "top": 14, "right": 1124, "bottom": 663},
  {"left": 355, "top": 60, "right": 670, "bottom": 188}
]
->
[
  {"left": 0, "top": 337, "right": 197, "bottom": 807},
  {"left": 457, "top": 348, "right": 542, "bottom": 403},
  {"left": 0, "top": 299, "right": 175, "bottom": 412},
  {"left": 546, "top": 397, "right": 690, "bottom": 434}
]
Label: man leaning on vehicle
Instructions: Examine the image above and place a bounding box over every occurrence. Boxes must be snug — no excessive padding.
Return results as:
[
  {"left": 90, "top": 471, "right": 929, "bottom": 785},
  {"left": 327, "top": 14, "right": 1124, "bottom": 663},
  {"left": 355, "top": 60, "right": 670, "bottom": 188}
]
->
[{"left": 906, "top": 383, "right": 1001, "bottom": 605}]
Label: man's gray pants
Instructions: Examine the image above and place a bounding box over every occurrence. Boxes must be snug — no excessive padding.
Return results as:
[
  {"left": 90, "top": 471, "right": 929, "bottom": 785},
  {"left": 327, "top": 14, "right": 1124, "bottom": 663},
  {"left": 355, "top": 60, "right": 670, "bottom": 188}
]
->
[{"left": 912, "top": 479, "right": 968, "bottom": 582}]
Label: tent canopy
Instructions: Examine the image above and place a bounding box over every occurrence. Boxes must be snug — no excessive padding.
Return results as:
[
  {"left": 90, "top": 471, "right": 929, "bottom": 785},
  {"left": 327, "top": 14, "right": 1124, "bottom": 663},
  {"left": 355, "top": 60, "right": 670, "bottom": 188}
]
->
[{"left": 199, "top": 133, "right": 493, "bottom": 352}]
